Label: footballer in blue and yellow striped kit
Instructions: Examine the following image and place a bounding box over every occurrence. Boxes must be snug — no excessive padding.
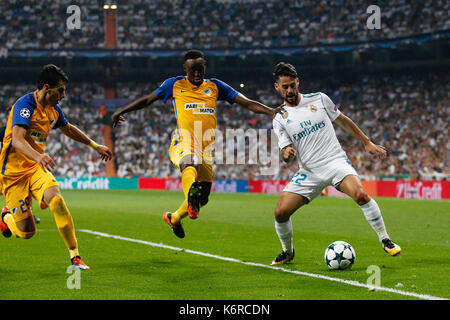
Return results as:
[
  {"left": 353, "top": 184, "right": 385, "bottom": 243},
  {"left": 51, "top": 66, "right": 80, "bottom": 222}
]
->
[
  {"left": 112, "top": 50, "right": 279, "bottom": 238},
  {"left": 0, "top": 64, "right": 112, "bottom": 270}
]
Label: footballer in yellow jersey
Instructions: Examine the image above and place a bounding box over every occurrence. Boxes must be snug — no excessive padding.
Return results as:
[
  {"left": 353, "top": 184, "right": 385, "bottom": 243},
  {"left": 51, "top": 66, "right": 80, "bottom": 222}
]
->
[
  {"left": 0, "top": 124, "right": 40, "bottom": 225},
  {"left": 112, "top": 50, "right": 281, "bottom": 238},
  {"left": 0, "top": 64, "right": 112, "bottom": 270}
]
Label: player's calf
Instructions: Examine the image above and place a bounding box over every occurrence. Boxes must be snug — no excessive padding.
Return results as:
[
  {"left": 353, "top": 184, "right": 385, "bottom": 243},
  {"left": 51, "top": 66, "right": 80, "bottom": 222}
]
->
[{"left": 48, "top": 195, "right": 80, "bottom": 259}]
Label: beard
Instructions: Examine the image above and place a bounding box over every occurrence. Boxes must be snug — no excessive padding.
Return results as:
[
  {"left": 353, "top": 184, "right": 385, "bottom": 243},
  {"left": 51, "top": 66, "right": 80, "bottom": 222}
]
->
[{"left": 285, "top": 93, "right": 298, "bottom": 104}]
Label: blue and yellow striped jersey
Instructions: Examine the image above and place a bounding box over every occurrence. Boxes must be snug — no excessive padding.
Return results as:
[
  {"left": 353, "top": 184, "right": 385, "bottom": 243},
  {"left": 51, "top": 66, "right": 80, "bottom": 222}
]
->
[{"left": 156, "top": 76, "right": 238, "bottom": 148}]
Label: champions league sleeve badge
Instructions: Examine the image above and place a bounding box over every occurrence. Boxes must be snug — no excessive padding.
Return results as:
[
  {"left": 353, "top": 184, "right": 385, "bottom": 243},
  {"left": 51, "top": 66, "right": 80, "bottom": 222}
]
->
[{"left": 20, "top": 108, "right": 31, "bottom": 118}]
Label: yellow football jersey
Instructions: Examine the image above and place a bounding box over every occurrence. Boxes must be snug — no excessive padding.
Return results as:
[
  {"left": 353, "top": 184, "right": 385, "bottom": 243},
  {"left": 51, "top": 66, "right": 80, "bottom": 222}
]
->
[
  {"left": 0, "top": 91, "right": 68, "bottom": 177},
  {"left": 155, "top": 76, "right": 238, "bottom": 150}
]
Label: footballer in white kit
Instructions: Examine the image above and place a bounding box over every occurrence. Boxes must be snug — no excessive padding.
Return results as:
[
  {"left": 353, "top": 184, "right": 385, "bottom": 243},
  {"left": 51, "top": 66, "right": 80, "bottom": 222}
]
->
[
  {"left": 273, "top": 91, "right": 357, "bottom": 201},
  {"left": 270, "top": 62, "right": 401, "bottom": 265}
]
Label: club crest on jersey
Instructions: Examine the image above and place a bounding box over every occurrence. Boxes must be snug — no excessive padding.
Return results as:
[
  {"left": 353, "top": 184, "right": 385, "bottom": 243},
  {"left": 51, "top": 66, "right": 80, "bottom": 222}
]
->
[
  {"left": 310, "top": 104, "right": 317, "bottom": 112},
  {"left": 204, "top": 89, "right": 212, "bottom": 96},
  {"left": 281, "top": 110, "right": 289, "bottom": 119},
  {"left": 184, "top": 103, "right": 215, "bottom": 115}
]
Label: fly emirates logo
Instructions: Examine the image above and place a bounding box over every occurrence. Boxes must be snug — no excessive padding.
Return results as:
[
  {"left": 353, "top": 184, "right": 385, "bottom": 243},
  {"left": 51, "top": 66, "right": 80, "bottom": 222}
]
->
[
  {"left": 292, "top": 120, "right": 326, "bottom": 141},
  {"left": 184, "top": 103, "right": 215, "bottom": 115}
]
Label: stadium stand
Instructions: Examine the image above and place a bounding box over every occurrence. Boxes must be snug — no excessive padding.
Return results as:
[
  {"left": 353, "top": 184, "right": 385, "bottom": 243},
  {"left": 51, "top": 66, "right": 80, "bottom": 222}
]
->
[{"left": 1, "top": 0, "right": 448, "bottom": 50}]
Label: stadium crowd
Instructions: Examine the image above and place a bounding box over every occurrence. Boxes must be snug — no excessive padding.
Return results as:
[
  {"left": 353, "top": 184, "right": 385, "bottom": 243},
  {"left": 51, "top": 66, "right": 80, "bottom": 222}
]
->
[
  {"left": 1, "top": 0, "right": 449, "bottom": 50},
  {"left": 1, "top": 72, "right": 448, "bottom": 181}
]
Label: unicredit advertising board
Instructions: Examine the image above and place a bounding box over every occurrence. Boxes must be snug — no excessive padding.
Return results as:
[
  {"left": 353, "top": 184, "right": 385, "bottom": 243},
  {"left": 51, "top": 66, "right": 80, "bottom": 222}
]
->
[{"left": 58, "top": 177, "right": 449, "bottom": 200}]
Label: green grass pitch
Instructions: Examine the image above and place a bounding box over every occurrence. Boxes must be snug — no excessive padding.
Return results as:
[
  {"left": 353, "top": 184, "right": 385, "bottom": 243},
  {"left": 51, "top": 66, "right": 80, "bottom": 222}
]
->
[{"left": 0, "top": 190, "right": 449, "bottom": 300}]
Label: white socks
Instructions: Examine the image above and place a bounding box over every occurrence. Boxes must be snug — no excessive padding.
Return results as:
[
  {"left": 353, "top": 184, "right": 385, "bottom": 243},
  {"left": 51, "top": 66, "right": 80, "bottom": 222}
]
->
[
  {"left": 275, "top": 219, "right": 293, "bottom": 254},
  {"left": 360, "top": 198, "right": 389, "bottom": 242}
]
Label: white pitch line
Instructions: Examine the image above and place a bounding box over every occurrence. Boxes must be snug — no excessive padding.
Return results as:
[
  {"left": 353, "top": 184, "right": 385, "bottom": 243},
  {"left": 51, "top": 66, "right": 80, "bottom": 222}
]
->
[{"left": 79, "top": 229, "right": 448, "bottom": 301}]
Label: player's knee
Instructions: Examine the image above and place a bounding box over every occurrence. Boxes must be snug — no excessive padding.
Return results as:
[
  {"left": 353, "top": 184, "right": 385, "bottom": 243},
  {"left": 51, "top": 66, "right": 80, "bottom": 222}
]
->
[
  {"left": 354, "top": 189, "right": 370, "bottom": 205},
  {"left": 274, "top": 205, "right": 291, "bottom": 222},
  {"left": 43, "top": 186, "right": 61, "bottom": 206},
  {"left": 49, "top": 195, "right": 67, "bottom": 215}
]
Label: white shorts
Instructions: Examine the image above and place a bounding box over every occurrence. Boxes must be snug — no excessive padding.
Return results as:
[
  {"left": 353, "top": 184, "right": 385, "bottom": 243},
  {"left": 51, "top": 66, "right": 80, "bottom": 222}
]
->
[{"left": 283, "top": 157, "right": 358, "bottom": 202}]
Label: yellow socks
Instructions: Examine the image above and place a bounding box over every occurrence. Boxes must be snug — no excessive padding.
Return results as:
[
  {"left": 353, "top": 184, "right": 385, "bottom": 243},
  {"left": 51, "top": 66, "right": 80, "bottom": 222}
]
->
[
  {"left": 172, "top": 200, "right": 188, "bottom": 224},
  {"left": 181, "top": 166, "right": 198, "bottom": 198},
  {"left": 171, "top": 166, "right": 197, "bottom": 224},
  {"left": 49, "top": 195, "right": 79, "bottom": 259}
]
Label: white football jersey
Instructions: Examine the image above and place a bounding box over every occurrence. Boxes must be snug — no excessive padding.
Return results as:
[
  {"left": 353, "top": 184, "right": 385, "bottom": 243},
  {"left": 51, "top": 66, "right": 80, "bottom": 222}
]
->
[{"left": 273, "top": 92, "right": 347, "bottom": 169}]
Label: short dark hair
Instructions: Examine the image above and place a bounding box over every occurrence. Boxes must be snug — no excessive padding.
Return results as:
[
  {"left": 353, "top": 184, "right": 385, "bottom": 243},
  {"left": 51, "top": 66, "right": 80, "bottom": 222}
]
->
[
  {"left": 184, "top": 49, "right": 204, "bottom": 61},
  {"left": 37, "top": 64, "right": 69, "bottom": 89},
  {"left": 273, "top": 62, "right": 298, "bottom": 82}
]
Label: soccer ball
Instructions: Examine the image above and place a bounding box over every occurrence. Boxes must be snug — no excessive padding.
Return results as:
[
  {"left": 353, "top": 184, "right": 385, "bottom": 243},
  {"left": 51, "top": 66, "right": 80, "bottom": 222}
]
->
[{"left": 324, "top": 241, "right": 356, "bottom": 270}]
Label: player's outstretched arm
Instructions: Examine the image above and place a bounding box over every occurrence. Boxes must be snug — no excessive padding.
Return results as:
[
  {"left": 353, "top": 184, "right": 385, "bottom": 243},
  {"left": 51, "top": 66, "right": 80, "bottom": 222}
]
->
[
  {"left": 111, "top": 91, "right": 159, "bottom": 128},
  {"left": 334, "top": 113, "right": 387, "bottom": 159},
  {"left": 12, "top": 125, "right": 55, "bottom": 172},
  {"left": 59, "top": 123, "right": 112, "bottom": 161},
  {"left": 234, "top": 93, "right": 280, "bottom": 117}
]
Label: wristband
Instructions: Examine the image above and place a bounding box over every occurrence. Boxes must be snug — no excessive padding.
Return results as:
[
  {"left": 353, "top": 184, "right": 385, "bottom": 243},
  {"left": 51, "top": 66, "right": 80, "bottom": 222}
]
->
[{"left": 89, "top": 140, "right": 99, "bottom": 150}]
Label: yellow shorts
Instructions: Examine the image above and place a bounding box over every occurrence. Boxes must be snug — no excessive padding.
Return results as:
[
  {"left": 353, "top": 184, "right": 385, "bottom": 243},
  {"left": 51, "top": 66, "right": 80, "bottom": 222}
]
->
[
  {"left": 169, "top": 140, "right": 213, "bottom": 183},
  {"left": 0, "top": 166, "right": 59, "bottom": 222}
]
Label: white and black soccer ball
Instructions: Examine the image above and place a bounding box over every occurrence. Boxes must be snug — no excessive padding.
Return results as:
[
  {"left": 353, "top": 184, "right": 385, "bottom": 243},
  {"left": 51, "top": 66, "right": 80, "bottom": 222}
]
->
[{"left": 324, "top": 241, "right": 356, "bottom": 270}]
